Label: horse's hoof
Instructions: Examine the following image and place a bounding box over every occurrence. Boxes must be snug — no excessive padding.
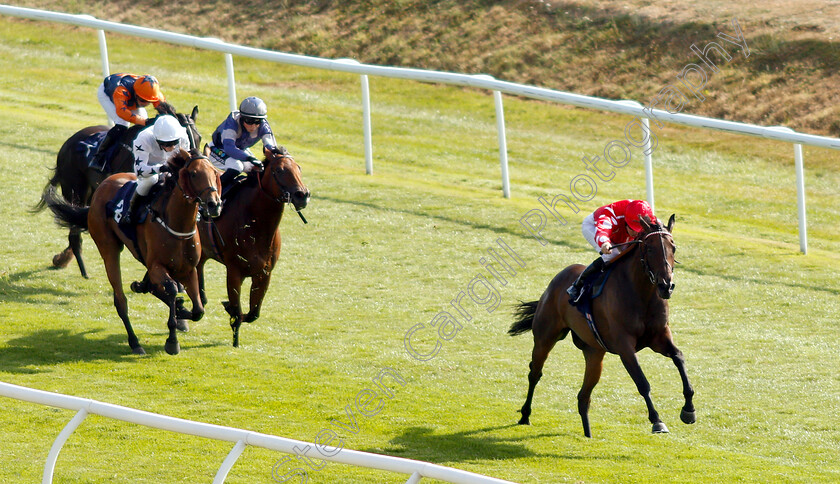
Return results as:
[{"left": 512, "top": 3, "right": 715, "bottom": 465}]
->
[
  {"left": 243, "top": 312, "right": 259, "bottom": 323},
  {"left": 52, "top": 250, "right": 73, "bottom": 268},
  {"left": 176, "top": 319, "right": 189, "bottom": 332},
  {"left": 165, "top": 341, "right": 180, "bottom": 355},
  {"left": 680, "top": 409, "right": 696, "bottom": 424},
  {"left": 652, "top": 422, "right": 669, "bottom": 434},
  {"left": 175, "top": 306, "right": 192, "bottom": 320},
  {"left": 130, "top": 281, "right": 146, "bottom": 293},
  {"left": 132, "top": 346, "right": 146, "bottom": 355},
  {"left": 517, "top": 417, "right": 530, "bottom": 425}
]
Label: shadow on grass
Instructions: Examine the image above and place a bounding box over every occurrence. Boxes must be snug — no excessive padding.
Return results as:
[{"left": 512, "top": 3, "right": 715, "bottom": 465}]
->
[
  {"left": 0, "top": 328, "right": 224, "bottom": 373},
  {"left": 0, "top": 268, "right": 82, "bottom": 303},
  {"left": 0, "top": 329, "right": 137, "bottom": 373},
  {"left": 364, "top": 424, "right": 581, "bottom": 463}
]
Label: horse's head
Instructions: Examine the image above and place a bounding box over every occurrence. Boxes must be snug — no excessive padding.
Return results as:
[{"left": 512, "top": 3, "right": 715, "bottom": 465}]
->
[
  {"left": 261, "top": 146, "right": 310, "bottom": 212},
  {"left": 638, "top": 214, "right": 677, "bottom": 299},
  {"left": 157, "top": 102, "right": 201, "bottom": 151},
  {"left": 172, "top": 149, "right": 222, "bottom": 218}
]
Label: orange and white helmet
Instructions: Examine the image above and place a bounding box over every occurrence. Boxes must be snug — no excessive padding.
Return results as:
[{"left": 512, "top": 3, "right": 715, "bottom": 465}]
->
[
  {"left": 134, "top": 75, "right": 163, "bottom": 102},
  {"left": 625, "top": 200, "right": 656, "bottom": 232}
]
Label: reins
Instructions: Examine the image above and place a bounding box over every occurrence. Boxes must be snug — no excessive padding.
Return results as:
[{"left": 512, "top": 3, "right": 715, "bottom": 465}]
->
[{"left": 155, "top": 153, "right": 216, "bottom": 240}]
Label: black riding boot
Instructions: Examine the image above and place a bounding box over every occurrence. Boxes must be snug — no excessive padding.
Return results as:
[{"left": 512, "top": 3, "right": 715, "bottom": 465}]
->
[
  {"left": 219, "top": 168, "right": 240, "bottom": 187},
  {"left": 566, "top": 256, "right": 607, "bottom": 302},
  {"left": 123, "top": 192, "right": 149, "bottom": 225},
  {"left": 90, "top": 124, "right": 127, "bottom": 172}
]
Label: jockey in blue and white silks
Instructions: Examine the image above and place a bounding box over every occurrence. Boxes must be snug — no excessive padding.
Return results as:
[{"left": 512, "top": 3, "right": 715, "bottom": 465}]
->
[{"left": 206, "top": 96, "right": 279, "bottom": 186}]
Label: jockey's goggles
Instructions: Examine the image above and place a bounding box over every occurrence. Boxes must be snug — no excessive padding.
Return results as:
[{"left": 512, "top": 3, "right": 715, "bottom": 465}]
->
[
  {"left": 157, "top": 139, "right": 179, "bottom": 149},
  {"left": 241, "top": 116, "right": 261, "bottom": 125}
]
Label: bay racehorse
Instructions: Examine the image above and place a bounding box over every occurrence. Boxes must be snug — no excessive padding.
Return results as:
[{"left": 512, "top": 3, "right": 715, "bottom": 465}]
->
[
  {"left": 508, "top": 215, "right": 695, "bottom": 436},
  {"left": 196, "top": 146, "right": 309, "bottom": 347},
  {"left": 44, "top": 149, "right": 221, "bottom": 355},
  {"left": 33, "top": 102, "right": 200, "bottom": 279}
]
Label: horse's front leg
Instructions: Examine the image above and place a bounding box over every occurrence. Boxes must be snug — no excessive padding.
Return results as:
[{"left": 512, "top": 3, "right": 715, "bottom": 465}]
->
[
  {"left": 149, "top": 265, "right": 180, "bottom": 355},
  {"left": 651, "top": 329, "right": 696, "bottom": 425},
  {"left": 244, "top": 270, "right": 272, "bottom": 323},
  {"left": 182, "top": 269, "right": 205, "bottom": 322},
  {"left": 223, "top": 270, "right": 245, "bottom": 347},
  {"left": 197, "top": 258, "right": 208, "bottom": 306},
  {"left": 617, "top": 344, "right": 667, "bottom": 433}
]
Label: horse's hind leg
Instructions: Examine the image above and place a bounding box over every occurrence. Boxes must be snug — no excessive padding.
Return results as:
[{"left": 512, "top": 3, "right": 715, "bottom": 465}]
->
[
  {"left": 651, "top": 329, "right": 696, "bottom": 425},
  {"left": 577, "top": 342, "right": 606, "bottom": 438},
  {"left": 100, "top": 245, "right": 144, "bottom": 355},
  {"left": 518, "top": 337, "right": 559, "bottom": 425},
  {"left": 617, "top": 344, "right": 667, "bottom": 433},
  {"left": 69, "top": 230, "right": 88, "bottom": 279},
  {"left": 52, "top": 238, "right": 74, "bottom": 269}
]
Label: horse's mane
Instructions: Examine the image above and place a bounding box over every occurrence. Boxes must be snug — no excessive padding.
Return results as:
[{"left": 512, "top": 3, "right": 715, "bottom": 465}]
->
[{"left": 155, "top": 101, "right": 177, "bottom": 117}]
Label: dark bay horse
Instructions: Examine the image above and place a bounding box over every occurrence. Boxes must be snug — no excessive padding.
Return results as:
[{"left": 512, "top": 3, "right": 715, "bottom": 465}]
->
[
  {"left": 45, "top": 149, "right": 222, "bottom": 355},
  {"left": 196, "top": 146, "right": 309, "bottom": 347},
  {"left": 33, "top": 103, "right": 200, "bottom": 279},
  {"left": 508, "top": 215, "right": 695, "bottom": 436}
]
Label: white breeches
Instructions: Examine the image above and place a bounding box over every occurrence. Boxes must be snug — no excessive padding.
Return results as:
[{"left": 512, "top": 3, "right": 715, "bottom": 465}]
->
[
  {"left": 581, "top": 213, "right": 622, "bottom": 262},
  {"left": 97, "top": 84, "right": 147, "bottom": 127},
  {"left": 207, "top": 142, "right": 251, "bottom": 172},
  {"left": 135, "top": 173, "right": 159, "bottom": 196}
]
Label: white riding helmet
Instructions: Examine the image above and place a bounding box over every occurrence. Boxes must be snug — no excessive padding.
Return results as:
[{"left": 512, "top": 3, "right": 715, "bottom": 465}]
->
[{"left": 152, "top": 115, "right": 185, "bottom": 142}]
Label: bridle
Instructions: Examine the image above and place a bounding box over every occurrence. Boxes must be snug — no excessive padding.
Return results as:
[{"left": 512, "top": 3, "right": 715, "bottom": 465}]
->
[
  {"left": 638, "top": 229, "right": 674, "bottom": 285},
  {"left": 154, "top": 153, "right": 218, "bottom": 238},
  {"left": 257, "top": 153, "right": 308, "bottom": 224}
]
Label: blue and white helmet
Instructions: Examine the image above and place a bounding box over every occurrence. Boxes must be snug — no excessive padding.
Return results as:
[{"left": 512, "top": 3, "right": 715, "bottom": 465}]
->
[{"left": 239, "top": 96, "right": 267, "bottom": 119}]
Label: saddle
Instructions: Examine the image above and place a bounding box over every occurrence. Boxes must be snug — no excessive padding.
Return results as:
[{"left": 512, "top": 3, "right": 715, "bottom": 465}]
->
[
  {"left": 569, "top": 262, "right": 617, "bottom": 351},
  {"left": 221, "top": 171, "right": 255, "bottom": 203}
]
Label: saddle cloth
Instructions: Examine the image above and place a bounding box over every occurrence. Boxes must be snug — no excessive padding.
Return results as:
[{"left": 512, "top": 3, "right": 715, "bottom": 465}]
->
[
  {"left": 77, "top": 131, "right": 118, "bottom": 170},
  {"left": 569, "top": 262, "right": 617, "bottom": 349}
]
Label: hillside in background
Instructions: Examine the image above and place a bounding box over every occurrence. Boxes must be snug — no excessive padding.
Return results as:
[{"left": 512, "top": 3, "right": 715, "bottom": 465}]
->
[{"left": 4, "top": 0, "right": 840, "bottom": 135}]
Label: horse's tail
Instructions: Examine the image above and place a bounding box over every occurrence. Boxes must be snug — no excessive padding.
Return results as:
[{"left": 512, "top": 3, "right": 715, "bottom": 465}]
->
[
  {"left": 30, "top": 167, "right": 62, "bottom": 213},
  {"left": 43, "top": 186, "right": 89, "bottom": 231},
  {"left": 509, "top": 300, "right": 539, "bottom": 336}
]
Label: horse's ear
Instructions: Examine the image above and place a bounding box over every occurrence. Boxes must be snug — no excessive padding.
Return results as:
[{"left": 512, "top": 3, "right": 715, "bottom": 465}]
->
[
  {"left": 639, "top": 215, "right": 651, "bottom": 231},
  {"left": 667, "top": 214, "right": 676, "bottom": 233},
  {"left": 191, "top": 105, "right": 199, "bottom": 121},
  {"left": 263, "top": 145, "right": 271, "bottom": 158}
]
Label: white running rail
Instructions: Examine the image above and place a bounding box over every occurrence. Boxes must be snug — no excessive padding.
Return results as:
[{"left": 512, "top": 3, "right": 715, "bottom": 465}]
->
[
  {"left": 1, "top": 4, "right": 835, "bottom": 250},
  {"left": 0, "top": 381, "right": 518, "bottom": 484}
]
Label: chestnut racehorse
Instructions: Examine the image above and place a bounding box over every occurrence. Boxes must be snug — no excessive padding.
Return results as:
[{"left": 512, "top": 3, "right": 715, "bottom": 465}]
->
[
  {"left": 45, "top": 149, "right": 221, "bottom": 355},
  {"left": 33, "top": 102, "right": 200, "bottom": 279},
  {"left": 508, "top": 215, "right": 695, "bottom": 436},
  {"left": 197, "top": 146, "right": 309, "bottom": 347}
]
